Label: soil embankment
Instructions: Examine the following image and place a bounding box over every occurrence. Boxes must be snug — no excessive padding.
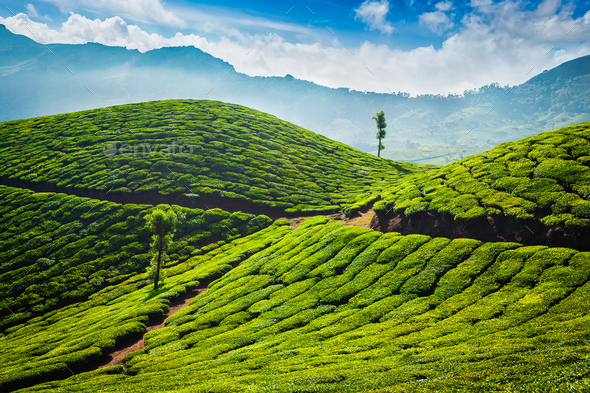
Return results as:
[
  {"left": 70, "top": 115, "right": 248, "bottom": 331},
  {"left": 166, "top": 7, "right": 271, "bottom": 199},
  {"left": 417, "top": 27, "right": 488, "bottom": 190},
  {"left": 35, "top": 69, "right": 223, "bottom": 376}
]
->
[
  {"left": 372, "top": 209, "right": 590, "bottom": 251},
  {"left": 2, "top": 177, "right": 588, "bottom": 249},
  {"left": 344, "top": 208, "right": 376, "bottom": 228}
]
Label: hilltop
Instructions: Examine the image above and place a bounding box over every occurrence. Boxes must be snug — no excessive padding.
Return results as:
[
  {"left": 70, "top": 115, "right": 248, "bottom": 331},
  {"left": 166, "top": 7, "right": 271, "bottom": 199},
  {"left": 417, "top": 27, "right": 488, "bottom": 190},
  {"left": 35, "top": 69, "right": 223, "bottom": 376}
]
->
[
  {"left": 0, "top": 99, "right": 423, "bottom": 216},
  {"left": 372, "top": 122, "right": 590, "bottom": 250}
]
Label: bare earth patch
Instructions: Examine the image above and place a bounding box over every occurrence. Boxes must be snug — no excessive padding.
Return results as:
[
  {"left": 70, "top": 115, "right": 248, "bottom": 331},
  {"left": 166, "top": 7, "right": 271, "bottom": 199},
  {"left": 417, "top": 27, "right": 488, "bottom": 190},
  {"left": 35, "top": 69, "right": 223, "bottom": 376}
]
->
[
  {"left": 279, "top": 213, "right": 342, "bottom": 229},
  {"left": 344, "top": 209, "right": 376, "bottom": 228},
  {"left": 278, "top": 209, "right": 376, "bottom": 229}
]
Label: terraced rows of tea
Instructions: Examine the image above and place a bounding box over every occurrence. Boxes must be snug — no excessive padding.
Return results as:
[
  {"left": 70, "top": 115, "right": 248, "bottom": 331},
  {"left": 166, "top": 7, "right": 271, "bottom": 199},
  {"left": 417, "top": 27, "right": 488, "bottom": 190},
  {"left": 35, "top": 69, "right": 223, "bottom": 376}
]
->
[
  {"left": 0, "top": 99, "right": 423, "bottom": 215},
  {"left": 0, "top": 185, "right": 272, "bottom": 331},
  {"left": 3, "top": 101, "right": 590, "bottom": 392},
  {"left": 376, "top": 122, "right": 590, "bottom": 230},
  {"left": 2, "top": 216, "right": 589, "bottom": 392}
]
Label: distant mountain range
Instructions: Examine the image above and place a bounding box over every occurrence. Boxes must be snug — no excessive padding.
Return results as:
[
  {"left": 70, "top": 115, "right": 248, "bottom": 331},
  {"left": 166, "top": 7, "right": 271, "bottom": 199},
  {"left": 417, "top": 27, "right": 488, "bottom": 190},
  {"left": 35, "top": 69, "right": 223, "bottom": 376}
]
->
[{"left": 1, "top": 24, "right": 589, "bottom": 163}]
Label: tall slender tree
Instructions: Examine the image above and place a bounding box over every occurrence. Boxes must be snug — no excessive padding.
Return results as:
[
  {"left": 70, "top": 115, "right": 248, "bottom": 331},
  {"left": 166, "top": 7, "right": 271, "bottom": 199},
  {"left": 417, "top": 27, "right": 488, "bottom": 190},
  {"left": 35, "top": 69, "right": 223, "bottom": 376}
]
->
[
  {"left": 146, "top": 206, "right": 178, "bottom": 290},
  {"left": 373, "top": 110, "right": 387, "bottom": 157}
]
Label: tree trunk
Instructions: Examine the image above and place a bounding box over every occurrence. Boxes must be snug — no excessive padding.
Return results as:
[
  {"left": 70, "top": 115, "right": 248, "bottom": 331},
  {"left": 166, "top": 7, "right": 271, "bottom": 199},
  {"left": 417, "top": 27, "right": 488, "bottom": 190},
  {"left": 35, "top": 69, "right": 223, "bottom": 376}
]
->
[
  {"left": 153, "top": 237, "right": 163, "bottom": 290},
  {"left": 378, "top": 135, "right": 382, "bottom": 157}
]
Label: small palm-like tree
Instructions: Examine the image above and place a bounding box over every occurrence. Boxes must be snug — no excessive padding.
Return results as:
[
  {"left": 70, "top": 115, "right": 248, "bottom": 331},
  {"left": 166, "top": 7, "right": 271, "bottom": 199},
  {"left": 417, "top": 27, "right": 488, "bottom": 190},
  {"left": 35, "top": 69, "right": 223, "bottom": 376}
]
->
[
  {"left": 146, "top": 206, "right": 178, "bottom": 290},
  {"left": 373, "top": 110, "right": 387, "bottom": 157}
]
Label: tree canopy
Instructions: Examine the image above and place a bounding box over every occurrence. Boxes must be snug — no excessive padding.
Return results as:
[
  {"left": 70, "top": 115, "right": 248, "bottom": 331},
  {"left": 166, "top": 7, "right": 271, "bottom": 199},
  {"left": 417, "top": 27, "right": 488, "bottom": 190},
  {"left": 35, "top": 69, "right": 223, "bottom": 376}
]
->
[
  {"left": 373, "top": 110, "right": 387, "bottom": 157},
  {"left": 146, "top": 206, "right": 179, "bottom": 290}
]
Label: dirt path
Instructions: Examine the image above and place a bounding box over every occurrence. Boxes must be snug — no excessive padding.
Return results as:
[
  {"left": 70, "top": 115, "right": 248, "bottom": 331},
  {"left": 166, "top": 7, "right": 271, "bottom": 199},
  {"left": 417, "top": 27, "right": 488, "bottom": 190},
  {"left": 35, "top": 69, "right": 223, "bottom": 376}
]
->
[
  {"left": 344, "top": 209, "right": 376, "bottom": 228},
  {"left": 97, "top": 288, "right": 207, "bottom": 369},
  {"left": 279, "top": 209, "right": 376, "bottom": 230}
]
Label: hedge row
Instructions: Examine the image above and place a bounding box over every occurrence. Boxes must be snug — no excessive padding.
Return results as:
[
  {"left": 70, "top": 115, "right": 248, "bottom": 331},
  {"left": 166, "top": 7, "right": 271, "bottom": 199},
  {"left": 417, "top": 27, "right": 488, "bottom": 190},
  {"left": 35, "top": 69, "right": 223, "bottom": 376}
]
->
[
  {"left": 0, "top": 185, "right": 272, "bottom": 331},
  {"left": 12, "top": 217, "right": 590, "bottom": 392},
  {"left": 374, "top": 122, "right": 590, "bottom": 228},
  {"left": 0, "top": 218, "right": 289, "bottom": 391}
]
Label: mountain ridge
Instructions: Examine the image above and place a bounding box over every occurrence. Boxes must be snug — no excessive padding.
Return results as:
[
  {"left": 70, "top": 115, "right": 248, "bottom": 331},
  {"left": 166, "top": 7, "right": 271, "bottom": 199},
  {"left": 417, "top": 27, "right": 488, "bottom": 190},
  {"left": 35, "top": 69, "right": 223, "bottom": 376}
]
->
[{"left": 1, "top": 24, "right": 589, "bottom": 160}]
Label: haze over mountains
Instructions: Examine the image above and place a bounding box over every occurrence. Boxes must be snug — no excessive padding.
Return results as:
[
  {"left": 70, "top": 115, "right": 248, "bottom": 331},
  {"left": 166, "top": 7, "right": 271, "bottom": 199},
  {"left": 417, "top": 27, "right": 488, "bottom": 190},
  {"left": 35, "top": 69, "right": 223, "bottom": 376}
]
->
[{"left": 2, "top": 24, "right": 589, "bottom": 164}]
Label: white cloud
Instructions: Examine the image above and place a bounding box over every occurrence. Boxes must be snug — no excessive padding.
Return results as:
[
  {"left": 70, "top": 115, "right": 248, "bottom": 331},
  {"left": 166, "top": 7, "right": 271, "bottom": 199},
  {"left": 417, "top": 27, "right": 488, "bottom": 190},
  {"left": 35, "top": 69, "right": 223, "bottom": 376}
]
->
[
  {"left": 420, "top": 1, "right": 454, "bottom": 34},
  {"left": 26, "top": 3, "right": 52, "bottom": 21},
  {"left": 25, "top": 4, "right": 40, "bottom": 18},
  {"left": 354, "top": 0, "right": 394, "bottom": 34},
  {"left": 420, "top": 11, "right": 453, "bottom": 34},
  {"left": 0, "top": 13, "right": 199, "bottom": 51},
  {"left": 40, "top": 0, "right": 184, "bottom": 27},
  {"left": 1, "top": 0, "right": 590, "bottom": 96},
  {"left": 436, "top": 1, "right": 453, "bottom": 11}
]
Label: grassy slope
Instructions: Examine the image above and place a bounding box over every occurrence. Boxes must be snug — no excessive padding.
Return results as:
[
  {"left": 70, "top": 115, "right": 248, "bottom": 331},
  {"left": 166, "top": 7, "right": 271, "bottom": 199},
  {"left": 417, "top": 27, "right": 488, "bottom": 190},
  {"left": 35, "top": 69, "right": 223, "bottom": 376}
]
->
[
  {"left": 0, "top": 186, "right": 272, "bottom": 332},
  {"left": 5, "top": 217, "right": 590, "bottom": 392},
  {"left": 375, "top": 122, "right": 590, "bottom": 228},
  {"left": 0, "top": 99, "right": 423, "bottom": 214}
]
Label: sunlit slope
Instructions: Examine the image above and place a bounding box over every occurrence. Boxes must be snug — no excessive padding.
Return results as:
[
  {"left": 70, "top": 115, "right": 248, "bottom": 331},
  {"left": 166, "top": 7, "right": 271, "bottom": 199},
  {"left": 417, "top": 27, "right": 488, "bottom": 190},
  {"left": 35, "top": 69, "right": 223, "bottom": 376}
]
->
[
  {"left": 0, "top": 185, "right": 272, "bottom": 332},
  {"left": 15, "top": 217, "right": 590, "bottom": 392},
  {"left": 0, "top": 100, "right": 424, "bottom": 214},
  {"left": 1, "top": 220, "right": 288, "bottom": 391},
  {"left": 376, "top": 122, "right": 590, "bottom": 227}
]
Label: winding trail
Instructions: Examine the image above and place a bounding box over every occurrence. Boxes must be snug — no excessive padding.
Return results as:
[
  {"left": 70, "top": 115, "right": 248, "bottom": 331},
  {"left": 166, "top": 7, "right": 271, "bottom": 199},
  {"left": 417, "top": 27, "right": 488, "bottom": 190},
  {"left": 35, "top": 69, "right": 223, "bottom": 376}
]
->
[
  {"left": 5, "top": 176, "right": 587, "bottom": 254},
  {"left": 96, "top": 288, "right": 208, "bottom": 370},
  {"left": 0, "top": 176, "right": 333, "bottom": 219}
]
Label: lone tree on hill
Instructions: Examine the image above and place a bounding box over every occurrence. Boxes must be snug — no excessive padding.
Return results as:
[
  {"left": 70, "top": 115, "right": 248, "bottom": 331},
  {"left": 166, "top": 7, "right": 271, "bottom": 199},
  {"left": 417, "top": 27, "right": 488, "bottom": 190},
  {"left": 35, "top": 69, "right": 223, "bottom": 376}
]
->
[
  {"left": 146, "top": 206, "right": 178, "bottom": 290},
  {"left": 373, "top": 110, "right": 387, "bottom": 157}
]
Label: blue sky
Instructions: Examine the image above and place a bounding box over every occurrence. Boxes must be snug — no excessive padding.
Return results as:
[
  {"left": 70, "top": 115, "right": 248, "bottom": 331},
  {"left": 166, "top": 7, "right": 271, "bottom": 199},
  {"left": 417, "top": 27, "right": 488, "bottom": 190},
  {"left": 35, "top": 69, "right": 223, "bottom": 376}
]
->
[
  {"left": 1, "top": 0, "right": 590, "bottom": 95},
  {"left": 5, "top": 0, "right": 454, "bottom": 48}
]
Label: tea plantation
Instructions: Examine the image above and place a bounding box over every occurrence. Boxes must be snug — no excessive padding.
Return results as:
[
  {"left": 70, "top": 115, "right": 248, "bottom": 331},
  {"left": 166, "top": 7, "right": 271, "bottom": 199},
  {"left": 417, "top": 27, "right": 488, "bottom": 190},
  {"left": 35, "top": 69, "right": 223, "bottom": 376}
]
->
[
  {"left": 3, "top": 217, "right": 589, "bottom": 392},
  {"left": 0, "top": 185, "right": 272, "bottom": 332},
  {"left": 375, "top": 122, "right": 590, "bottom": 229},
  {"left": 2, "top": 102, "right": 590, "bottom": 392},
  {"left": 0, "top": 99, "right": 423, "bottom": 214}
]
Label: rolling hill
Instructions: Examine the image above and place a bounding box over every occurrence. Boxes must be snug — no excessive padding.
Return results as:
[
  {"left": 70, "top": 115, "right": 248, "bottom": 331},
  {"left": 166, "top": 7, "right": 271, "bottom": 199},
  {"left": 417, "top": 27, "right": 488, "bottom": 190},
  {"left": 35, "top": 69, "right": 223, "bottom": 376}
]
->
[
  {"left": 374, "top": 122, "right": 590, "bottom": 250},
  {"left": 0, "top": 99, "right": 423, "bottom": 215},
  {"left": 2, "top": 101, "right": 590, "bottom": 392},
  {"left": 2, "top": 217, "right": 590, "bottom": 392}
]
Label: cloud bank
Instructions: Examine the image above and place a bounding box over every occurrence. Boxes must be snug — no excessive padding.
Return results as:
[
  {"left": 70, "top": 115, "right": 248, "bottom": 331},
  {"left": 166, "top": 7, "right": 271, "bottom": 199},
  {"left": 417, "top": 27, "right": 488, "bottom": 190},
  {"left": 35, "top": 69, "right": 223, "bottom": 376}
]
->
[{"left": 2, "top": 0, "right": 589, "bottom": 96}]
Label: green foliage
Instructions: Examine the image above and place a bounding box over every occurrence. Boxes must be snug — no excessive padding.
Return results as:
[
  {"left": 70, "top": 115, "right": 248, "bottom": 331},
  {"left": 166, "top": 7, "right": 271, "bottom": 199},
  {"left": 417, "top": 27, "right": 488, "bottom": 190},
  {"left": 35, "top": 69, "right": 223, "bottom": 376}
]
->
[
  {"left": 0, "top": 186, "right": 272, "bottom": 331},
  {"left": 2, "top": 105, "right": 590, "bottom": 393},
  {"left": 146, "top": 207, "right": 179, "bottom": 289},
  {"left": 0, "top": 100, "right": 424, "bottom": 214},
  {"left": 373, "top": 110, "right": 387, "bottom": 157},
  {"left": 4, "top": 218, "right": 589, "bottom": 393},
  {"left": 379, "top": 122, "right": 590, "bottom": 228}
]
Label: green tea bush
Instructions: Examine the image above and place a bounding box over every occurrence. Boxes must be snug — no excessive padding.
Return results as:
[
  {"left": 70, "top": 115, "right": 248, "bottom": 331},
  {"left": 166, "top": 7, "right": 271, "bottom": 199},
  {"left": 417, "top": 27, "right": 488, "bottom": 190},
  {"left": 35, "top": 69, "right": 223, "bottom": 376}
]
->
[
  {"left": 0, "top": 100, "right": 424, "bottom": 214},
  {"left": 379, "top": 123, "right": 590, "bottom": 229},
  {"left": 2, "top": 215, "right": 590, "bottom": 392},
  {"left": 0, "top": 186, "right": 272, "bottom": 330}
]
